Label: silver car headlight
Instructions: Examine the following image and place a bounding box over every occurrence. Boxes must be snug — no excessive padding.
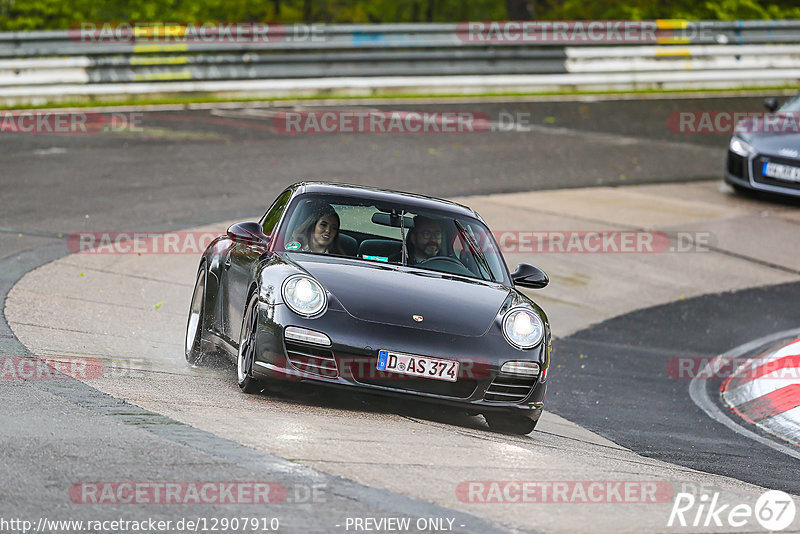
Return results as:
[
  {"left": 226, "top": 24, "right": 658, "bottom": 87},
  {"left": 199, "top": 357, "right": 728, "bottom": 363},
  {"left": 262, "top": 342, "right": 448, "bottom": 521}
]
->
[
  {"left": 502, "top": 307, "right": 544, "bottom": 349},
  {"left": 281, "top": 275, "right": 327, "bottom": 317},
  {"left": 729, "top": 136, "right": 755, "bottom": 157}
]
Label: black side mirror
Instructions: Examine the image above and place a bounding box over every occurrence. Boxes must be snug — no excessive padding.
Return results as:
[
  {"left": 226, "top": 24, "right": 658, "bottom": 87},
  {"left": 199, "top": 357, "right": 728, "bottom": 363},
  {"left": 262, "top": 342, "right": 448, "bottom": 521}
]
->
[
  {"left": 764, "top": 98, "right": 779, "bottom": 113},
  {"left": 511, "top": 264, "right": 549, "bottom": 289},
  {"left": 227, "top": 222, "right": 269, "bottom": 247}
]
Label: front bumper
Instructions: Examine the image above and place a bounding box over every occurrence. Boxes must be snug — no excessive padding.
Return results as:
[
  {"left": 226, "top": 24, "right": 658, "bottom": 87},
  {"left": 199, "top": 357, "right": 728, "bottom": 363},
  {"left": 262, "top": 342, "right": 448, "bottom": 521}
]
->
[
  {"left": 250, "top": 304, "right": 547, "bottom": 420},
  {"left": 725, "top": 149, "right": 800, "bottom": 198}
]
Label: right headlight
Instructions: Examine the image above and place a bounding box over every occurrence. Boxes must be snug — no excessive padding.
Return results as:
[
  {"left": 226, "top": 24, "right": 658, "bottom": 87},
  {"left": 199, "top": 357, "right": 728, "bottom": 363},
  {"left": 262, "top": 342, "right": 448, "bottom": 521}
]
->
[
  {"left": 502, "top": 307, "right": 544, "bottom": 349},
  {"left": 281, "top": 275, "right": 327, "bottom": 317},
  {"left": 729, "top": 136, "right": 755, "bottom": 158}
]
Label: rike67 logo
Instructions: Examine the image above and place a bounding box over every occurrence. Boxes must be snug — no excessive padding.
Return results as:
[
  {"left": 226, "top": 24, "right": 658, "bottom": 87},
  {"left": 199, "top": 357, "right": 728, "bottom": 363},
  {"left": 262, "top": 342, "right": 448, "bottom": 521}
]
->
[{"left": 668, "top": 489, "right": 796, "bottom": 531}]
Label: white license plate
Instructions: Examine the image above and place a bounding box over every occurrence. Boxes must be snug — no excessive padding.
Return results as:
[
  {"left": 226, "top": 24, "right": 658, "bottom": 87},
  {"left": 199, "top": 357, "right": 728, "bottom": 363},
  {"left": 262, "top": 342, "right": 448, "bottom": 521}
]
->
[
  {"left": 376, "top": 350, "right": 459, "bottom": 382},
  {"left": 763, "top": 162, "right": 800, "bottom": 182}
]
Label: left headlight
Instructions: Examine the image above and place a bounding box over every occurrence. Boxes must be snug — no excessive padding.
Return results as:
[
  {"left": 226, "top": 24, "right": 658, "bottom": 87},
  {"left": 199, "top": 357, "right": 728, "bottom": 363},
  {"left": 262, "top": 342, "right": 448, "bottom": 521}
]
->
[
  {"left": 502, "top": 307, "right": 544, "bottom": 349},
  {"left": 281, "top": 275, "right": 327, "bottom": 317},
  {"left": 729, "top": 136, "right": 755, "bottom": 157}
]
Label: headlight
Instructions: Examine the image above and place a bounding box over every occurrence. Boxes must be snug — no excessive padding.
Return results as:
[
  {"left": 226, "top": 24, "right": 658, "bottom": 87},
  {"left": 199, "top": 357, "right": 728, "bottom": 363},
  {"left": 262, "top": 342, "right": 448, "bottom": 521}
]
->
[
  {"left": 502, "top": 308, "right": 544, "bottom": 349},
  {"left": 729, "top": 136, "right": 755, "bottom": 157},
  {"left": 281, "top": 275, "right": 327, "bottom": 317}
]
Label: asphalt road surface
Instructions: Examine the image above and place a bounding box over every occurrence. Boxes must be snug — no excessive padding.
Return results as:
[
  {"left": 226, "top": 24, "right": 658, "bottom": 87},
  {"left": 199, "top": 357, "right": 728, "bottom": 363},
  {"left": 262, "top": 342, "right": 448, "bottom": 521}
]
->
[
  {"left": 1, "top": 95, "right": 767, "bottom": 261},
  {"left": 550, "top": 281, "right": 800, "bottom": 495}
]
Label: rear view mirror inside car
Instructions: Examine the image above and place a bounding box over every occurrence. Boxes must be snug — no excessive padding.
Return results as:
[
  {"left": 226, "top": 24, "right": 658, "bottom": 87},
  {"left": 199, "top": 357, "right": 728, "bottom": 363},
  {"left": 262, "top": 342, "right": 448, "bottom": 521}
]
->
[{"left": 371, "top": 212, "right": 415, "bottom": 228}]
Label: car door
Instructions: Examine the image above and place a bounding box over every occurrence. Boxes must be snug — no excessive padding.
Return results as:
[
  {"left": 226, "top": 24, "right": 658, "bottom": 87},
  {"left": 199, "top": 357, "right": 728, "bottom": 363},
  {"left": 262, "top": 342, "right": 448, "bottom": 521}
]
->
[{"left": 223, "top": 189, "right": 292, "bottom": 344}]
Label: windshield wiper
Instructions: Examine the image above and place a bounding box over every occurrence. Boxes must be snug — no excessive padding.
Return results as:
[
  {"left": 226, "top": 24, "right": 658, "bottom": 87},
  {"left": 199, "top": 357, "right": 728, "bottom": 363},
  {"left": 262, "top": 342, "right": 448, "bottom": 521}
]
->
[{"left": 453, "top": 219, "right": 491, "bottom": 281}]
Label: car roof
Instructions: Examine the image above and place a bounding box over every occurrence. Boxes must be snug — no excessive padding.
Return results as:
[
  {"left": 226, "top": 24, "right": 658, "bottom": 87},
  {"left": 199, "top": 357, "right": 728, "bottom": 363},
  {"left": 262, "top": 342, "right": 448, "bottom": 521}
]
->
[{"left": 290, "top": 181, "right": 480, "bottom": 220}]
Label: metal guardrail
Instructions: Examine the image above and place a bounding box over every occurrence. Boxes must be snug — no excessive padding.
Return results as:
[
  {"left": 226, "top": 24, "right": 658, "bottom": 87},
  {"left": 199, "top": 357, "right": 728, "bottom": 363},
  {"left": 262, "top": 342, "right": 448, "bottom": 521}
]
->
[{"left": 0, "top": 21, "right": 799, "bottom": 103}]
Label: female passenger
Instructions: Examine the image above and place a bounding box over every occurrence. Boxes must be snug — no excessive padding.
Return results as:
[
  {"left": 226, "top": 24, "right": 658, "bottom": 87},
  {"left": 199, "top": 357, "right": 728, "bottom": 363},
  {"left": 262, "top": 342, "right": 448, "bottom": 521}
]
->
[{"left": 291, "top": 204, "right": 345, "bottom": 255}]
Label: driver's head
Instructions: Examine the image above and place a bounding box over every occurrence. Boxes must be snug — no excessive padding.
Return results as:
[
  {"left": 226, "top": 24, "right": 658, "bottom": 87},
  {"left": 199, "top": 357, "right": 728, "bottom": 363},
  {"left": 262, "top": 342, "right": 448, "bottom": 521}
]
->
[{"left": 409, "top": 216, "right": 443, "bottom": 261}]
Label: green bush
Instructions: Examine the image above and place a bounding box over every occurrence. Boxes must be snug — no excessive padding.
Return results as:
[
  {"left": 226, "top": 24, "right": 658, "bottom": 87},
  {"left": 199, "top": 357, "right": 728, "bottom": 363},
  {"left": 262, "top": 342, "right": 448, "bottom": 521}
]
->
[{"left": 0, "top": 0, "right": 798, "bottom": 31}]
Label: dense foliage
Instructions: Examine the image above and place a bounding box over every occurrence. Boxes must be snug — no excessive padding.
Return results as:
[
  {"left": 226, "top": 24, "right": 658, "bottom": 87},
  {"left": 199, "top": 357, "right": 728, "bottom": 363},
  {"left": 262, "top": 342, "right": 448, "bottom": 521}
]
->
[{"left": 1, "top": 0, "right": 799, "bottom": 31}]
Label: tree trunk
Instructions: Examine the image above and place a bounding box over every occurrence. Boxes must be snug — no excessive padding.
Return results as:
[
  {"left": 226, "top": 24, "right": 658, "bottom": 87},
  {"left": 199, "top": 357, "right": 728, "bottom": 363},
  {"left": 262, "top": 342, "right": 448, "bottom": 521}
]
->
[
  {"left": 506, "top": 0, "right": 531, "bottom": 20},
  {"left": 425, "top": 0, "right": 436, "bottom": 22}
]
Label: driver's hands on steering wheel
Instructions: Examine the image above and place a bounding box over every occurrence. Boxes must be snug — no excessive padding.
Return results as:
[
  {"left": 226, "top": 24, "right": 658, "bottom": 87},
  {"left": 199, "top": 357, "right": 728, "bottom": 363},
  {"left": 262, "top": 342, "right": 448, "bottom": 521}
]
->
[
  {"left": 418, "top": 255, "right": 461, "bottom": 265},
  {"left": 416, "top": 255, "right": 474, "bottom": 277}
]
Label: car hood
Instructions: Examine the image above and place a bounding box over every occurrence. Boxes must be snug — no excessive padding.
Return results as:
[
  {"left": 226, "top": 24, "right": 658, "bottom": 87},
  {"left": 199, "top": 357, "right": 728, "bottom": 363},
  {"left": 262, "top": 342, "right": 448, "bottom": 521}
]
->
[
  {"left": 287, "top": 254, "right": 509, "bottom": 336},
  {"left": 737, "top": 120, "right": 800, "bottom": 158}
]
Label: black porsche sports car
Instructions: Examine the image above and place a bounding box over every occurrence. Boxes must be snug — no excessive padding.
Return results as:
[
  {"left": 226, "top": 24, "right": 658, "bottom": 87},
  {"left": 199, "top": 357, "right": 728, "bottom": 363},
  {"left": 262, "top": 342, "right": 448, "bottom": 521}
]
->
[
  {"left": 185, "top": 182, "right": 551, "bottom": 434},
  {"left": 725, "top": 91, "right": 800, "bottom": 198}
]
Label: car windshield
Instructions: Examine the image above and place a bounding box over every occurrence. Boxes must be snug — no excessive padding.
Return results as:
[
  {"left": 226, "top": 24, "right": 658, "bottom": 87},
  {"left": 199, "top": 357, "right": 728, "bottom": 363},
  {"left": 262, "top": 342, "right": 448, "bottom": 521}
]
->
[
  {"left": 780, "top": 92, "right": 800, "bottom": 112},
  {"left": 274, "top": 193, "right": 508, "bottom": 283}
]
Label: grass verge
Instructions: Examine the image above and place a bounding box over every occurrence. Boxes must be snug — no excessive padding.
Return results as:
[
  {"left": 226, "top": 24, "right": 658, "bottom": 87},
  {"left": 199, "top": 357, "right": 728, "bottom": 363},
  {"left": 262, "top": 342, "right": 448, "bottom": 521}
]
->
[{"left": 1, "top": 84, "right": 798, "bottom": 111}]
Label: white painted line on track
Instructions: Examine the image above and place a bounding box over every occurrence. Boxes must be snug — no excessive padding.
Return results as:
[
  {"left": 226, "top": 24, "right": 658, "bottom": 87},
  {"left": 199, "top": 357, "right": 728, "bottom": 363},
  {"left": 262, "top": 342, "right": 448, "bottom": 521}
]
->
[{"left": 689, "top": 328, "right": 800, "bottom": 460}]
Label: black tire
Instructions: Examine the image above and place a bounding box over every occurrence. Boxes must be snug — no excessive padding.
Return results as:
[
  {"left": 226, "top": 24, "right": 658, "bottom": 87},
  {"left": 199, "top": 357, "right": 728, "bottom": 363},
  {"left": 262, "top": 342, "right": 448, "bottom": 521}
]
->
[
  {"left": 724, "top": 178, "right": 752, "bottom": 196},
  {"left": 237, "top": 292, "right": 262, "bottom": 394},
  {"left": 729, "top": 183, "right": 750, "bottom": 195},
  {"left": 484, "top": 413, "right": 538, "bottom": 435},
  {"left": 185, "top": 265, "right": 209, "bottom": 366}
]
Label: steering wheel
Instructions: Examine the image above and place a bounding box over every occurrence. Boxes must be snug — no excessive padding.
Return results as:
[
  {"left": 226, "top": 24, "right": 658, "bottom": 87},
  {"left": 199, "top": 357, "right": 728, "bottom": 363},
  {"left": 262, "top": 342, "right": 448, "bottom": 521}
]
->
[{"left": 416, "top": 256, "right": 474, "bottom": 276}]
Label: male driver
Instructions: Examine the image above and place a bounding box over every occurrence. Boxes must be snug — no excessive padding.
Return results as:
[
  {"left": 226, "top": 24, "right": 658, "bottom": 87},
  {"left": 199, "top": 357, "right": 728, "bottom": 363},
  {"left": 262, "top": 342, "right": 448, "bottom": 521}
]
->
[{"left": 406, "top": 215, "right": 443, "bottom": 265}]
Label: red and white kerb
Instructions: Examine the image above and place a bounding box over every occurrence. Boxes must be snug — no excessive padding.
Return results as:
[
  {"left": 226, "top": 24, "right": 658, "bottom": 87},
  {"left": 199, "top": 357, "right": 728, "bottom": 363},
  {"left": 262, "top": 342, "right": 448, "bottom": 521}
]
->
[{"left": 722, "top": 338, "right": 800, "bottom": 445}]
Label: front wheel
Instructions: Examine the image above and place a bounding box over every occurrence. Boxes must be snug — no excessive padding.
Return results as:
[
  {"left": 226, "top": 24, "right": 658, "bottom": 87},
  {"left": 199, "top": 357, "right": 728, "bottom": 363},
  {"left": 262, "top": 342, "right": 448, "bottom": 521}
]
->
[
  {"left": 484, "top": 413, "right": 538, "bottom": 435},
  {"left": 237, "top": 292, "right": 262, "bottom": 394},
  {"left": 724, "top": 178, "right": 753, "bottom": 196}
]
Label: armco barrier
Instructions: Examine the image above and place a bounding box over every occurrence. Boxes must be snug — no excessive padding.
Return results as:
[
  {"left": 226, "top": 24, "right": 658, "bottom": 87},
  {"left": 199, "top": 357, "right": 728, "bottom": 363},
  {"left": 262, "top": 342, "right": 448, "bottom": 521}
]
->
[{"left": 0, "top": 21, "right": 799, "bottom": 104}]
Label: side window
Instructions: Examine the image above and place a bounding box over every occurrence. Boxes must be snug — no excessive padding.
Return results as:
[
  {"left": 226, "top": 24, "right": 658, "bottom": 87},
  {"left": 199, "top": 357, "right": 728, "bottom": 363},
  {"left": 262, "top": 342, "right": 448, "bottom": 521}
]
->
[{"left": 261, "top": 190, "right": 292, "bottom": 236}]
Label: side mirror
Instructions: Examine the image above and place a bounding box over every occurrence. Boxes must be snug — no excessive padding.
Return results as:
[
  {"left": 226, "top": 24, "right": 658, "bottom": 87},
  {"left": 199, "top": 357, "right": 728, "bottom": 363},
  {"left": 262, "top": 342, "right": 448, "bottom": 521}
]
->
[
  {"left": 227, "top": 222, "right": 269, "bottom": 247},
  {"left": 764, "top": 98, "right": 779, "bottom": 113},
  {"left": 511, "top": 264, "right": 549, "bottom": 289}
]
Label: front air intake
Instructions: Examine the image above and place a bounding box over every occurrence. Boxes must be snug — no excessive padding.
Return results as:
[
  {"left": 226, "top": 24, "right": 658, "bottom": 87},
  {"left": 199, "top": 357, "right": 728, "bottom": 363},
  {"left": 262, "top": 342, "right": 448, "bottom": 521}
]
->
[
  {"left": 284, "top": 341, "right": 338, "bottom": 378},
  {"left": 483, "top": 375, "right": 536, "bottom": 403}
]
